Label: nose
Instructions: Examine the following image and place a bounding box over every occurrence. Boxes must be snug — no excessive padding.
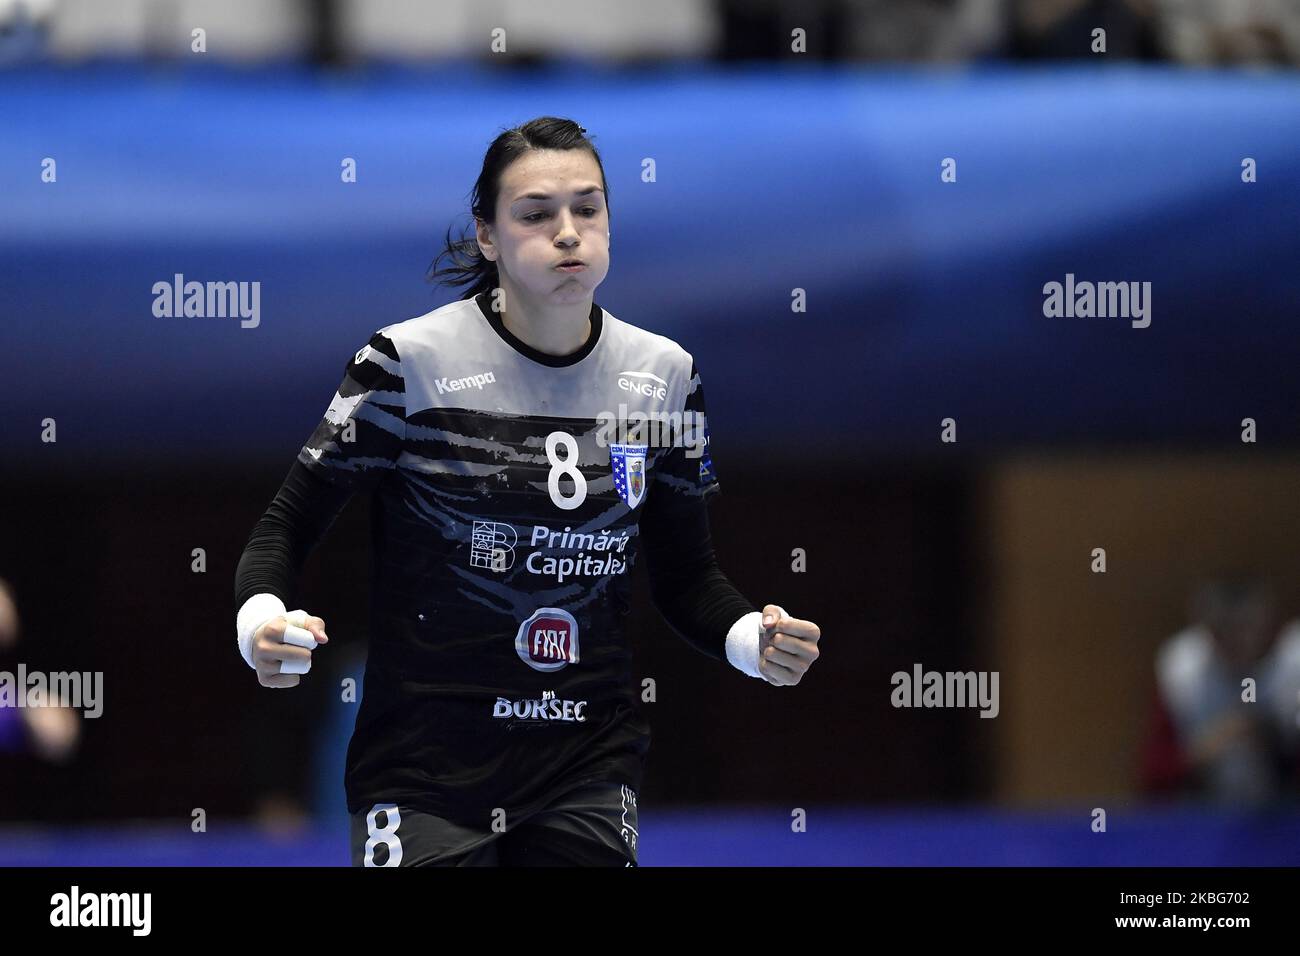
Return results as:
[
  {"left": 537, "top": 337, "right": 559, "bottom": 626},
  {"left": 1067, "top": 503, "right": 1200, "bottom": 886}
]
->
[{"left": 553, "top": 208, "right": 580, "bottom": 245}]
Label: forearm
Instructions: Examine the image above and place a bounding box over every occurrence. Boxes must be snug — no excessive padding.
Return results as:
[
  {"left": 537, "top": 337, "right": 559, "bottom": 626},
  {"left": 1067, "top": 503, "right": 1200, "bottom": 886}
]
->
[
  {"left": 649, "top": 555, "right": 757, "bottom": 664},
  {"left": 640, "top": 481, "right": 763, "bottom": 674},
  {"left": 235, "top": 460, "right": 350, "bottom": 604},
  {"left": 233, "top": 460, "right": 352, "bottom": 664}
]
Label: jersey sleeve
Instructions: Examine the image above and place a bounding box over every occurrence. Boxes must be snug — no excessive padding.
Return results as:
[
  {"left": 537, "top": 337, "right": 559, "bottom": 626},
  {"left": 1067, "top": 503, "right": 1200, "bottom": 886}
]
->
[
  {"left": 639, "top": 357, "right": 755, "bottom": 663},
  {"left": 297, "top": 329, "right": 406, "bottom": 492},
  {"left": 651, "top": 358, "right": 720, "bottom": 500},
  {"left": 639, "top": 478, "right": 757, "bottom": 664},
  {"left": 234, "top": 457, "right": 354, "bottom": 609}
]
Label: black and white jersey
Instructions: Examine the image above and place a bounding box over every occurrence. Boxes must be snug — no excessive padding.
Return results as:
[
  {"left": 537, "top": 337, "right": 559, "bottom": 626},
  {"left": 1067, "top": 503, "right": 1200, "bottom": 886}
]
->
[{"left": 290, "top": 291, "right": 748, "bottom": 825}]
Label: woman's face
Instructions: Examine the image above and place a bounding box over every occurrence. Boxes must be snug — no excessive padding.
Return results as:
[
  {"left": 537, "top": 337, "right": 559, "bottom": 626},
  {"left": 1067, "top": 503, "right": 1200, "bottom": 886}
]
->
[{"left": 477, "top": 148, "right": 610, "bottom": 308}]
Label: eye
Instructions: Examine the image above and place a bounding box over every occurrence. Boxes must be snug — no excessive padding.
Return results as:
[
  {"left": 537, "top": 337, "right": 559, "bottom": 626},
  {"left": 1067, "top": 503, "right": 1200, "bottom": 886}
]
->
[
  {"left": 580, "top": 207, "right": 598, "bottom": 217},
  {"left": 523, "top": 211, "right": 548, "bottom": 222}
]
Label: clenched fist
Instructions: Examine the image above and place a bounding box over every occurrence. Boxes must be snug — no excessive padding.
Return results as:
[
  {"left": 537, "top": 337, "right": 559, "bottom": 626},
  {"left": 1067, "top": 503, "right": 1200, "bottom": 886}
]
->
[
  {"left": 252, "top": 610, "right": 329, "bottom": 689},
  {"left": 757, "top": 604, "right": 821, "bottom": 687}
]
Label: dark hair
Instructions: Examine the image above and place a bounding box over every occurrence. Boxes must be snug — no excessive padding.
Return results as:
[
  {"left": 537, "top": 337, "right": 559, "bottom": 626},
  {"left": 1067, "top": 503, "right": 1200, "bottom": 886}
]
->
[{"left": 427, "top": 116, "right": 610, "bottom": 300}]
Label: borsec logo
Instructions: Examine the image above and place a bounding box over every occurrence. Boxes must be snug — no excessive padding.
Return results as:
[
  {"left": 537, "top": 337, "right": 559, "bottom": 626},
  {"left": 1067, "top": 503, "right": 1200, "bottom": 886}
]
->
[{"left": 515, "top": 607, "right": 580, "bottom": 672}]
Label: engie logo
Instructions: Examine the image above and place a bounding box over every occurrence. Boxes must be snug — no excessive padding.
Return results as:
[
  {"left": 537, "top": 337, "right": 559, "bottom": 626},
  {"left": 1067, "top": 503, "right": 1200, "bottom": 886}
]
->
[
  {"left": 515, "top": 608, "right": 580, "bottom": 672},
  {"left": 617, "top": 371, "right": 667, "bottom": 401}
]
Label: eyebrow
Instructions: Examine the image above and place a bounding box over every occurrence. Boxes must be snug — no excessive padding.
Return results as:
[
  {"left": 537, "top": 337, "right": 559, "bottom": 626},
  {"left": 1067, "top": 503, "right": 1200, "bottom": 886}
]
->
[{"left": 512, "top": 186, "right": 605, "bottom": 203}]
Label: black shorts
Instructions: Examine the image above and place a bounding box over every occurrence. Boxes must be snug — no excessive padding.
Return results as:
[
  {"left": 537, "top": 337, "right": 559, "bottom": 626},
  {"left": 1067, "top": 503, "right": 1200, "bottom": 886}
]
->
[{"left": 350, "top": 781, "right": 639, "bottom": 867}]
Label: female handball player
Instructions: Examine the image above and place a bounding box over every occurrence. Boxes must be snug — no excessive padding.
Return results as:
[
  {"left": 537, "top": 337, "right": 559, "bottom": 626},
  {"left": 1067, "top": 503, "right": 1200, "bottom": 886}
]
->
[{"left": 234, "top": 116, "right": 822, "bottom": 866}]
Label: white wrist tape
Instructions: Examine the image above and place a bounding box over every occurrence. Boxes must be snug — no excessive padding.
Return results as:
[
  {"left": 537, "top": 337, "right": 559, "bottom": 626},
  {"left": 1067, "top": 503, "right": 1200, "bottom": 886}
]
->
[
  {"left": 726, "top": 606, "right": 786, "bottom": 679},
  {"left": 236, "top": 593, "right": 287, "bottom": 670}
]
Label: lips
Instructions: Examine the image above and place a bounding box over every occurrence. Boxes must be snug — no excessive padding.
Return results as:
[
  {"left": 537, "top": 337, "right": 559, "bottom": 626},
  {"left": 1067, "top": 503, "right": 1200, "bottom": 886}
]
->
[{"left": 556, "top": 259, "right": 585, "bottom": 268}]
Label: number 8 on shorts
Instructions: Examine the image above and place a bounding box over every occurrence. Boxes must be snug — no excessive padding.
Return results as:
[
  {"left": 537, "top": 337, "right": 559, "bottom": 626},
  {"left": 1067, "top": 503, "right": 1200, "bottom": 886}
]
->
[{"left": 364, "top": 803, "right": 403, "bottom": 867}]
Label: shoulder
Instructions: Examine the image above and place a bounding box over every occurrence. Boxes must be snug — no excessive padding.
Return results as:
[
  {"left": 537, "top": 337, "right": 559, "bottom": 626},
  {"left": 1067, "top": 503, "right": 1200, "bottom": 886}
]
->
[
  {"left": 599, "top": 308, "right": 701, "bottom": 399},
  {"left": 599, "top": 308, "right": 706, "bottom": 416},
  {"left": 369, "top": 297, "right": 484, "bottom": 359},
  {"left": 600, "top": 310, "right": 696, "bottom": 369}
]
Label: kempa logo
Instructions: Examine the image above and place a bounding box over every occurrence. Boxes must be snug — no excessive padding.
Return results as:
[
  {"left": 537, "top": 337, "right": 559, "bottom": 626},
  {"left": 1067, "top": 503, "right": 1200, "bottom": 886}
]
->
[
  {"left": 151, "top": 273, "right": 261, "bottom": 328},
  {"left": 50, "top": 886, "right": 151, "bottom": 936},
  {"left": 1042, "top": 273, "right": 1151, "bottom": 328},
  {"left": 617, "top": 370, "right": 668, "bottom": 401},
  {"left": 890, "top": 664, "right": 999, "bottom": 718},
  {"left": 436, "top": 371, "right": 496, "bottom": 395},
  {"left": 0, "top": 664, "right": 102, "bottom": 718}
]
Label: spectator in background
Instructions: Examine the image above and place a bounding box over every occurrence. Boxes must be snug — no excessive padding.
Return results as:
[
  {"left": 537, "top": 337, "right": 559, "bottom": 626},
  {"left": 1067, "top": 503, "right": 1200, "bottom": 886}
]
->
[
  {"left": 0, "top": 577, "right": 82, "bottom": 822},
  {"left": 842, "top": 0, "right": 1007, "bottom": 62},
  {"left": 1141, "top": 576, "right": 1300, "bottom": 806},
  {"left": 0, "top": 578, "right": 79, "bottom": 765},
  {"left": 1008, "top": 0, "right": 1161, "bottom": 59},
  {"left": 1155, "top": 0, "right": 1300, "bottom": 66}
]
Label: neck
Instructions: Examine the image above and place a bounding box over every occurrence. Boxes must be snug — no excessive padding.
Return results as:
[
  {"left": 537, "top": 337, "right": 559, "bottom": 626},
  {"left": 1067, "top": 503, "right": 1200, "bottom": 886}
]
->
[{"left": 496, "top": 275, "right": 592, "bottom": 357}]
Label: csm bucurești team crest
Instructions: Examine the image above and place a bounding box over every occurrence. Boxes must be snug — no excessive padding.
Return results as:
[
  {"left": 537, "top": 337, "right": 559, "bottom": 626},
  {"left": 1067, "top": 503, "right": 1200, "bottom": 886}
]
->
[{"left": 609, "top": 442, "right": 648, "bottom": 509}]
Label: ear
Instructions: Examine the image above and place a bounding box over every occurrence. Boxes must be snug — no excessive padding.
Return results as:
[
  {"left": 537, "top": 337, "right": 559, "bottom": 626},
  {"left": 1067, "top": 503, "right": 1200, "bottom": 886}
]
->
[{"left": 475, "top": 218, "right": 496, "bottom": 261}]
